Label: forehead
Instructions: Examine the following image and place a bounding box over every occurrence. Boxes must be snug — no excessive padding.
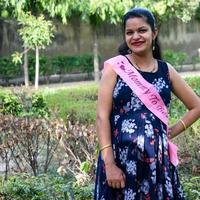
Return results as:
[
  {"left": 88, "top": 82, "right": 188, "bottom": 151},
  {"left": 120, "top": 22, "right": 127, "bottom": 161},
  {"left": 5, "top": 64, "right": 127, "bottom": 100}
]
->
[{"left": 125, "top": 17, "right": 150, "bottom": 29}]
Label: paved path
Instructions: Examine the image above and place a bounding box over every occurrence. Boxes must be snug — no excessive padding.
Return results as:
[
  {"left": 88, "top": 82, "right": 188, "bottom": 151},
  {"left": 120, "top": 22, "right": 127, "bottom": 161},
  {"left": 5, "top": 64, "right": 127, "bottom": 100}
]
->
[{"left": 38, "top": 70, "right": 200, "bottom": 90}]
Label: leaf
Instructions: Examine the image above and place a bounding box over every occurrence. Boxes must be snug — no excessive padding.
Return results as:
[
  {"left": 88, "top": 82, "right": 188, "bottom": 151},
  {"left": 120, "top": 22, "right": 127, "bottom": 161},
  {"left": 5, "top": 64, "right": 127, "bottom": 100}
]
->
[{"left": 12, "top": 52, "right": 23, "bottom": 64}]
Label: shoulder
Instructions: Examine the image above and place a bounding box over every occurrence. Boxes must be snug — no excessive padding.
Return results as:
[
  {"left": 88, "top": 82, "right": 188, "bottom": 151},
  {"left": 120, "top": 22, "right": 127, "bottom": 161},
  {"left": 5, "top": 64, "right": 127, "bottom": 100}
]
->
[
  {"left": 157, "top": 60, "right": 178, "bottom": 81},
  {"left": 103, "top": 55, "right": 125, "bottom": 76},
  {"left": 104, "top": 55, "right": 124, "bottom": 65},
  {"left": 165, "top": 62, "right": 180, "bottom": 81}
]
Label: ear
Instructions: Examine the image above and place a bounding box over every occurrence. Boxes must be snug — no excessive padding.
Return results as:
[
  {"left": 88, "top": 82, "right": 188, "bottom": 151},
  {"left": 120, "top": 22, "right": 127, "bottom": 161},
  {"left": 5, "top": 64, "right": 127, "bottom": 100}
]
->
[{"left": 152, "top": 29, "right": 158, "bottom": 40}]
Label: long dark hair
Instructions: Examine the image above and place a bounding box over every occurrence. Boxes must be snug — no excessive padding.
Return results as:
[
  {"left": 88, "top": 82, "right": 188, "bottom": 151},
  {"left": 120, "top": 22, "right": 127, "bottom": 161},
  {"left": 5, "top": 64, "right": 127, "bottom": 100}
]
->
[{"left": 118, "top": 7, "right": 162, "bottom": 60}]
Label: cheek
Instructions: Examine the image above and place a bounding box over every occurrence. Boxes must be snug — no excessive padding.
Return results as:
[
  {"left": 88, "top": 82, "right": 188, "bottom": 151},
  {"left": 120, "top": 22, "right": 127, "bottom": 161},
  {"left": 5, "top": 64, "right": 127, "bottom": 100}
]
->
[{"left": 125, "top": 35, "right": 131, "bottom": 43}]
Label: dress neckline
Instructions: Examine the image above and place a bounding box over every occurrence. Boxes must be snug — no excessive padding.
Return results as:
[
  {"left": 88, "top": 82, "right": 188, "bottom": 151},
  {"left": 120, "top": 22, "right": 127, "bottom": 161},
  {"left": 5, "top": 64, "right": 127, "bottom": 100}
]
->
[{"left": 124, "top": 55, "right": 159, "bottom": 74}]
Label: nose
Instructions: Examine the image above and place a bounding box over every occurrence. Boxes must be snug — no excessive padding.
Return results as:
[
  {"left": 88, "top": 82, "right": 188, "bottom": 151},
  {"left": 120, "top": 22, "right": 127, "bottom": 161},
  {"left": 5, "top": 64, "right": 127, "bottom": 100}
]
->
[{"left": 132, "top": 32, "right": 140, "bottom": 40}]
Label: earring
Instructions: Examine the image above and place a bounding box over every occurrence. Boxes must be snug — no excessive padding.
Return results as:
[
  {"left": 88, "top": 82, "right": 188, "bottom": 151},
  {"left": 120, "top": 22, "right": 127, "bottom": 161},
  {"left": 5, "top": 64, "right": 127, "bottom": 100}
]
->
[
  {"left": 128, "top": 48, "right": 132, "bottom": 54},
  {"left": 152, "top": 40, "right": 155, "bottom": 51}
]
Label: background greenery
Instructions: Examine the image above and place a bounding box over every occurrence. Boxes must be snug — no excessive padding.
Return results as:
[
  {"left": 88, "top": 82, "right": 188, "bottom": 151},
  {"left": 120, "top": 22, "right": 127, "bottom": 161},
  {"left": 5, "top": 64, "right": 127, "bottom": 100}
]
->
[{"left": 0, "top": 54, "right": 94, "bottom": 85}]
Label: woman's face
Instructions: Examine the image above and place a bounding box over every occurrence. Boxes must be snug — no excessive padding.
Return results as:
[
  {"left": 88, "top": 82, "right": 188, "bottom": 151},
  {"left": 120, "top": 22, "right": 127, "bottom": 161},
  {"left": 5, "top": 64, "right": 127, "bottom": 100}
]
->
[{"left": 125, "top": 17, "right": 157, "bottom": 55}]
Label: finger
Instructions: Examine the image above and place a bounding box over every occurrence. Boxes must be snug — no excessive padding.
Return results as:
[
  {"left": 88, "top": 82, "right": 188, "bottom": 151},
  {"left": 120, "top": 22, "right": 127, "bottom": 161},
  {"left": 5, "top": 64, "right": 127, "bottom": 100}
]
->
[
  {"left": 111, "top": 182, "right": 117, "bottom": 188},
  {"left": 122, "top": 172, "right": 126, "bottom": 181},
  {"left": 120, "top": 173, "right": 126, "bottom": 188},
  {"left": 107, "top": 180, "right": 112, "bottom": 187},
  {"left": 115, "top": 182, "right": 121, "bottom": 189},
  {"left": 120, "top": 179, "right": 125, "bottom": 188}
]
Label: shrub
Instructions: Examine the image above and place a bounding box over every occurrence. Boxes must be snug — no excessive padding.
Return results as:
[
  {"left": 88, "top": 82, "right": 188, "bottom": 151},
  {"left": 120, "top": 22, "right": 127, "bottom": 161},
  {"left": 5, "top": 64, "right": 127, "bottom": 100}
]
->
[
  {"left": 0, "top": 115, "right": 66, "bottom": 177},
  {"left": 0, "top": 57, "right": 22, "bottom": 84},
  {"left": 0, "top": 89, "right": 50, "bottom": 118},
  {"left": 0, "top": 174, "right": 75, "bottom": 200},
  {"left": 163, "top": 49, "right": 187, "bottom": 70},
  {"left": 181, "top": 175, "right": 200, "bottom": 200},
  {"left": 60, "top": 119, "right": 97, "bottom": 185},
  {"left": 0, "top": 54, "right": 94, "bottom": 85}
]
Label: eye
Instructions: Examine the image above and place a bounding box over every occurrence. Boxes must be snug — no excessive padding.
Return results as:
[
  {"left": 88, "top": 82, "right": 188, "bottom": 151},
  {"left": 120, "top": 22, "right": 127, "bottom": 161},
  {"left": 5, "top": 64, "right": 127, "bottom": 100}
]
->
[
  {"left": 126, "top": 31, "right": 133, "bottom": 35},
  {"left": 138, "top": 29, "right": 147, "bottom": 33}
]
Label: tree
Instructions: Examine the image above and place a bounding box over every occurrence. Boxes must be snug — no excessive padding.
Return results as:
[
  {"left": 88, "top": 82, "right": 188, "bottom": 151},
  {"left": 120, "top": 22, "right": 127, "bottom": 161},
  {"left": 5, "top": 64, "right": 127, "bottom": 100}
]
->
[
  {"left": 1, "top": 0, "right": 44, "bottom": 87},
  {"left": 12, "top": 12, "right": 55, "bottom": 89},
  {"left": 40, "top": 0, "right": 133, "bottom": 81},
  {"left": 136, "top": 0, "right": 200, "bottom": 23},
  {"left": 82, "top": 0, "right": 133, "bottom": 81}
]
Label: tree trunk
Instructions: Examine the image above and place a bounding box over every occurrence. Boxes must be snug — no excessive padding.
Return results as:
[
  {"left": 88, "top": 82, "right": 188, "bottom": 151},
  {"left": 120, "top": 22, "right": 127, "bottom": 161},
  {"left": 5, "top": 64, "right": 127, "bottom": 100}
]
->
[
  {"left": 23, "top": 46, "right": 29, "bottom": 87},
  {"left": 1, "top": 20, "right": 9, "bottom": 55},
  {"left": 92, "top": 26, "right": 100, "bottom": 81},
  {"left": 71, "top": 14, "right": 81, "bottom": 54},
  {"left": 35, "top": 47, "right": 39, "bottom": 90},
  {"left": 4, "top": 150, "right": 9, "bottom": 181}
]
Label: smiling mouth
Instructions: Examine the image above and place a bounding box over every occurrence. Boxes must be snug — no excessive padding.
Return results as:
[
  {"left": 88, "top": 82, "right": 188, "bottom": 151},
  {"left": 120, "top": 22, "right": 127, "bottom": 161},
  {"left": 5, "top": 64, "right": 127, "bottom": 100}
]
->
[{"left": 132, "top": 42, "right": 144, "bottom": 46}]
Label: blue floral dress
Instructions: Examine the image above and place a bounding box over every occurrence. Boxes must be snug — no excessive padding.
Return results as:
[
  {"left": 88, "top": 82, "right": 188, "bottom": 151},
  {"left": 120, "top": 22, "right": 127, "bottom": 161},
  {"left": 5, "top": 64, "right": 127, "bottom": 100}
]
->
[{"left": 94, "top": 58, "right": 185, "bottom": 200}]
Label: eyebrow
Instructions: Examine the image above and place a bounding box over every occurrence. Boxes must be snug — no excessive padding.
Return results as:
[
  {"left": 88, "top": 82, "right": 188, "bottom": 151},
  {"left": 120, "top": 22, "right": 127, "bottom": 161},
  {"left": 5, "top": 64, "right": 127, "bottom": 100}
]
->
[{"left": 125, "top": 26, "right": 148, "bottom": 30}]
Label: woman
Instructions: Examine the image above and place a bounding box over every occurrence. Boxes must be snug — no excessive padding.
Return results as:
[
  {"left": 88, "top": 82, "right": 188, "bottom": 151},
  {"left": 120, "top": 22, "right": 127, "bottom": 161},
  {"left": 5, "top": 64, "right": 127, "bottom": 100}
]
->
[{"left": 94, "top": 7, "right": 200, "bottom": 200}]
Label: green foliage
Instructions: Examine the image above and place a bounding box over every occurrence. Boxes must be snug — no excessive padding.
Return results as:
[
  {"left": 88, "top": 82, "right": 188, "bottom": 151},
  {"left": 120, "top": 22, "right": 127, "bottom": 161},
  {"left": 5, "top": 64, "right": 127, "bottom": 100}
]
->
[
  {"left": 73, "top": 184, "right": 93, "bottom": 200},
  {"left": 138, "top": 0, "right": 200, "bottom": 22},
  {"left": 169, "top": 77, "right": 200, "bottom": 171},
  {"left": 192, "top": 56, "right": 200, "bottom": 70},
  {"left": 181, "top": 175, "right": 200, "bottom": 200},
  {"left": 1, "top": 174, "right": 74, "bottom": 200},
  {"left": 80, "top": 161, "right": 91, "bottom": 174},
  {"left": 0, "top": 92, "right": 22, "bottom": 115},
  {"left": 12, "top": 52, "right": 23, "bottom": 65},
  {"left": 163, "top": 49, "right": 188, "bottom": 70},
  {"left": 0, "top": 57, "right": 22, "bottom": 83},
  {"left": 195, "top": 5, "right": 200, "bottom": 22},
  {"left": 0, "top": 54, "right": 93, "bottom": 84},
  {"left": 45, "top": 83, "right": 97, "bottom": 124},
  {"left": 169, "top": 76, "right": 200, "bottom": 122},
  {"left": 18, "top": 12, "right": 55, "bottom": 50},
  {"left": 0, "top": 90, "right": 50, "bottom": 118}
]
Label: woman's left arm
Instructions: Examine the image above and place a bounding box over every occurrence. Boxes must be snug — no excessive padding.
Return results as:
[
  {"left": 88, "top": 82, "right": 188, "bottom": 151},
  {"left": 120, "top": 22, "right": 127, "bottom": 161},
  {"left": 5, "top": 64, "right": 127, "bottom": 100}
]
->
[{"left": 168, "top": 64, "right": 200, "bottom": 139}]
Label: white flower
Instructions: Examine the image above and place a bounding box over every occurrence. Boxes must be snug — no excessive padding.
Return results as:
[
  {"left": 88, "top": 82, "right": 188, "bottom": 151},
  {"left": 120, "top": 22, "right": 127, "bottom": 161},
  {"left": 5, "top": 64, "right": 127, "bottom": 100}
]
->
[
  {"left": 144, "top": 121, "right": 154, "bottom": 138},
  {"left": 121, "top": 119, "right": 137, "bottom": 135},
  {"left": 150, "top": 162, "right": 156, "bottom": 184},
  {"left": 126, "top": 160, "right": 136, "bottom": 176},
  {"left": 113, "top": 79, "right": 126, "bottom": 98},
  {"left": 141, "top": 179, "right": 150, "bottom": 195},
  {"left": 119, "top": 147, "right": 128, "bottom": 165},
  {"left": 137, "top": 135, "right": 144, "bottom": 152},
  {"left": 165, "top": 177, "right": 173, "bottom": 198},
  {"left": 114, "top": 115, "right": 120, "bottom": 125},
  {"left": 125, "top": 94, "right": 143, "bottom": 112},
  {"left": 152, "top": 78, "right": 168, "bottom": 93},
  {"left": 124, "top": 188, "right": 136, "bottom": 200}
]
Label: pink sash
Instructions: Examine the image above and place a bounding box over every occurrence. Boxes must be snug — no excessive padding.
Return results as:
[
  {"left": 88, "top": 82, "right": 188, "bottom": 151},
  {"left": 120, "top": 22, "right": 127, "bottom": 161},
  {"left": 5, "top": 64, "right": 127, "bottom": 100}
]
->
[{"left": 104, "top": 55, "right": 179, "bottom": 166}]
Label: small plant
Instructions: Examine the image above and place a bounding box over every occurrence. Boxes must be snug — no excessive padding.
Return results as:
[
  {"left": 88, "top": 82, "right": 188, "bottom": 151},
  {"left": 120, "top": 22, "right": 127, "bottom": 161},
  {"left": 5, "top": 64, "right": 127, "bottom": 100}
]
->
[
  {"left": 181, "top": 175, "right": 200, "bottom": 200},
  {"left": 163, "top": 49, "right": 187, "bottom": 70},
  {"left": 1, "top": 174, "right": 74, "bottom": 200}
]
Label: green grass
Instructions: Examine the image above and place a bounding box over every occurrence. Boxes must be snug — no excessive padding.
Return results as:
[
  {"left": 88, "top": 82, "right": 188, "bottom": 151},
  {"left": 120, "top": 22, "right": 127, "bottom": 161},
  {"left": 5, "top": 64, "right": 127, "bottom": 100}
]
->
[
  {"left": 43, "top": 76, "right": 200, "bottom": 125},
  {"left": 44, "top": 83, "right": 98, "bottom": 124}
]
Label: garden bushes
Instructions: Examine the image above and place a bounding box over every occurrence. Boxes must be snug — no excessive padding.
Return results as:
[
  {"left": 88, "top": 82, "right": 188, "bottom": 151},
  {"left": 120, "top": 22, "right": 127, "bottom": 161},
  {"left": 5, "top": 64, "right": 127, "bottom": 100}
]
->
[{"left": 0, "top": 54, "right": 94, "bottom": 85}]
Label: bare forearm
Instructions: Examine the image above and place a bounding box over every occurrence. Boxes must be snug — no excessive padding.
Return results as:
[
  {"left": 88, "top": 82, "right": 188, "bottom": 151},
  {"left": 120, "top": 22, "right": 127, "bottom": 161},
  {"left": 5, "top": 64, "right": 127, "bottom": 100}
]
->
[
  {"left": 170, "top": 108, "right": 200, "bottom": 139},
  {"left": 96, "top": 116, "right": 115, "bottom": 164}
]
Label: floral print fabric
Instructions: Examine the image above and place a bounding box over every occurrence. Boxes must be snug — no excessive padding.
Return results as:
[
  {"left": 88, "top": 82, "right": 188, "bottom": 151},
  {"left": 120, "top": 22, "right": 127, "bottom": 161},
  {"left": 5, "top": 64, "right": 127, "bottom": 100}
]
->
[{"left": 94, "top": 59, "right": 185, "bottom": 200}]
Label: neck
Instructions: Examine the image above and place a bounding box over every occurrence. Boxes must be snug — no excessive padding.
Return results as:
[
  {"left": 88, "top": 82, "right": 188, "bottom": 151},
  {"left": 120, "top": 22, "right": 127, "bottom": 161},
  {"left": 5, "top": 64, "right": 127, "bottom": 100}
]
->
[
  {"left": 128, "top": 52, "right": 156, "bottom": 72},
  {"left": 131, "top": 52, "right": 154, "bottom": 67}
]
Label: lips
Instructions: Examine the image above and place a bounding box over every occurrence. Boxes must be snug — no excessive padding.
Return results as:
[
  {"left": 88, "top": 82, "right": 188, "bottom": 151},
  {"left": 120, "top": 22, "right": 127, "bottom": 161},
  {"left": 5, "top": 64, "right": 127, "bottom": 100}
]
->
[{"left": 131, "top": 41, "right": 144, "bottom": 46}]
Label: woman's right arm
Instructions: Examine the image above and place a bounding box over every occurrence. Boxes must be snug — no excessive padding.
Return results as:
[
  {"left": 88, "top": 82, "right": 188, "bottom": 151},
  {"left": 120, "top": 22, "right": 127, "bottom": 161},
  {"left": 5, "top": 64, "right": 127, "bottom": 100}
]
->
[{"left": 96, "top": 62, "right": 125, "bottom": 189}]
